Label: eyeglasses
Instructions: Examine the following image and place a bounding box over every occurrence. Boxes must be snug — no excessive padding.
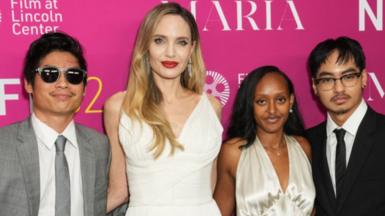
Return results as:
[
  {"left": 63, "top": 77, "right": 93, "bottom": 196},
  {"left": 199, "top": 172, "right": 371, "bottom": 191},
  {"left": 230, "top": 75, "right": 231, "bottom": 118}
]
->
[
  {"left": 314, "top": 72, "right": 362, "bottom": 91},
  {"left": 35, "top": 66, "right": 87, "bottom": 85}
]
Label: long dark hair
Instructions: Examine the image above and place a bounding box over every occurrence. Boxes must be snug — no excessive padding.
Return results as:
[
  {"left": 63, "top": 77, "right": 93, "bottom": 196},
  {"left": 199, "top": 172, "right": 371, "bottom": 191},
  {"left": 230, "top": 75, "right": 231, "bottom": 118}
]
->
[{"left": 226, "top": 65, "right": 305, "bottom": 148}]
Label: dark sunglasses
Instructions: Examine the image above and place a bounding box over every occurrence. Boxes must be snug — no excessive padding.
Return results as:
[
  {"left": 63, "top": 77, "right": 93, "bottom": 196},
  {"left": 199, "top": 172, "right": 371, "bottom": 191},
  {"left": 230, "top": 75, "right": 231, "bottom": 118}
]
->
[{"left": 35, "top": 66, "right": 87, "bottom": 85}]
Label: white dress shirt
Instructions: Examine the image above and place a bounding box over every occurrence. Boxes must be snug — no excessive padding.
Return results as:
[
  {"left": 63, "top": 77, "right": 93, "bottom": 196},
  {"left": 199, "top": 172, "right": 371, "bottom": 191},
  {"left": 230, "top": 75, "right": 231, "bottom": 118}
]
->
[
  {"left": 325, "top": 99, "right": 367, "bottom": 194},
  {"left": 31, "top": 113, "right": 84, "bottom": 216}
]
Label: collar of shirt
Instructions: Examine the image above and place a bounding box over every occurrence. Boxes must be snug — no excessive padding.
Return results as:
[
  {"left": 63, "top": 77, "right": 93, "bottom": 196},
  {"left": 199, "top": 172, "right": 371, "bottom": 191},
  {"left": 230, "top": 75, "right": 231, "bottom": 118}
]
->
[
  {"left": 31, "top": 113, "right": 78, "bottom": 150},
  {"left": 326, "top": 99, "right": 368, "bottom": 137}
]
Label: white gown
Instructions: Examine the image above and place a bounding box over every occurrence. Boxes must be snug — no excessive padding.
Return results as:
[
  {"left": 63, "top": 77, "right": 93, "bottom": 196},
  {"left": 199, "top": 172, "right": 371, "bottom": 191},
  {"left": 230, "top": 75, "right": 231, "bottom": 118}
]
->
[
  {"left": 119, "top": 94, "right": 222, "bottom": 216},
  {"left": 236, "top": 135, "right": 315, "bottom": 216}
]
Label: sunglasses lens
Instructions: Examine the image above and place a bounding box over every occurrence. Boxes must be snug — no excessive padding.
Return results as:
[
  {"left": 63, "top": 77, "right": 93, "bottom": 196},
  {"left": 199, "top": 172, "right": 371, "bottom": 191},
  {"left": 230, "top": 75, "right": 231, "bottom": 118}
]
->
[
  {"left": 40, "top": 67, "right": 59, "bottom": 83},
  {"left": 65, "top": 68, "right": 85, "bottom": 84}
]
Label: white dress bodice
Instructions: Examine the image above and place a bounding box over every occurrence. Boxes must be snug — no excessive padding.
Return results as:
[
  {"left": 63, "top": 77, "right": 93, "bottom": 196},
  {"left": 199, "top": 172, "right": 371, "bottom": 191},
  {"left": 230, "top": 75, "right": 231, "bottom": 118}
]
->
[
  {"left": 236, "top": 135, "right": 315, "bottom": 216},
  {"left": 119, "top": 93, "right": 223, "bottom": 216}
]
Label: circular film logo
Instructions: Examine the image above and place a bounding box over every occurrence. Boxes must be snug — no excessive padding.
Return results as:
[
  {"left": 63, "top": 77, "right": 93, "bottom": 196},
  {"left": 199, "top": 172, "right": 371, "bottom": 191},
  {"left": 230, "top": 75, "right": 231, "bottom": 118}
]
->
[{"left": 205, "top": 70, "right": 230, "bottom": 106}]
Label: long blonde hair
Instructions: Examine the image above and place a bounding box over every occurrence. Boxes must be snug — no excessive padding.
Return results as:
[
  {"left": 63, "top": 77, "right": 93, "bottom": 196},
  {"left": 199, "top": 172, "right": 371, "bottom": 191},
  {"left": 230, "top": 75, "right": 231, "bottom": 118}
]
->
[{"left": 122, "top": 3, "right": 206, "bottom": 158}]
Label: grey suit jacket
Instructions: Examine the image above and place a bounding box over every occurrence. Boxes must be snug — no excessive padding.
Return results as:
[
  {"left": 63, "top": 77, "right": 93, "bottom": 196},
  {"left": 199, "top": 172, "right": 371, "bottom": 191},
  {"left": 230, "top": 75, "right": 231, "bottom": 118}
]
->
[{"left": 0, "top": 117, "right": 111, "bottom": 216}]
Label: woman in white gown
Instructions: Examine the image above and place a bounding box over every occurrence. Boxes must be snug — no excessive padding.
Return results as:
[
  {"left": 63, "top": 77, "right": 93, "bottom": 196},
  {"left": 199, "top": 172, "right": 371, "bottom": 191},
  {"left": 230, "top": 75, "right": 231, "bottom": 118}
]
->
[
  {"left": 214, "top": 66, "right": 315, "bottom": 216},
  {"left": 104, "top": 3, "right": 222, "bottom": 216}
]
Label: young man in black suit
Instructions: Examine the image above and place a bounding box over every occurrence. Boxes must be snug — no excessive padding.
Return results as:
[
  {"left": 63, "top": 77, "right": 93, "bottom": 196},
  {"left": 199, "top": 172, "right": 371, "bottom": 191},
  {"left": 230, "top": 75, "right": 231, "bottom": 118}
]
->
[{"left": 307, "top": 36, "right": 385, "bottom": 216}]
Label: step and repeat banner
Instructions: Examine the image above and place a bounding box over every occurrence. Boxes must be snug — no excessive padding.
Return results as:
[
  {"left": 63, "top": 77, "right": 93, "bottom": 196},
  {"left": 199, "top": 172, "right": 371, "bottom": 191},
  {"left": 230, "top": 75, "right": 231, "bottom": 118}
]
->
[{"left": 0, "top": 0, "right": 384, "bottom": 132}]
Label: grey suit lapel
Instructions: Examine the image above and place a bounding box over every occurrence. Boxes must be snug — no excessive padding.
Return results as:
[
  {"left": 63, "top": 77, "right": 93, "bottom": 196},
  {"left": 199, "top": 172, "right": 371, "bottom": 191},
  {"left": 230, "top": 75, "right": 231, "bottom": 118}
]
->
[
  {"left": 76, "top": 125, "right": 96, "bottom": 216},
  {"left": 16, "top": 118, "right": 40, "bottom": 216}
]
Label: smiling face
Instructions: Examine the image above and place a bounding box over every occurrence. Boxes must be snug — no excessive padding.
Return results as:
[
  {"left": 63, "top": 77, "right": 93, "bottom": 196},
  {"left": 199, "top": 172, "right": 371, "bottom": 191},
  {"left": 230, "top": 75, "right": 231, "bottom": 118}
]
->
[
  {"left": 148, "top": 14, "right": 195, "bottom": 82},
  {"left": 253, "top": 72, "right": 294, "bottom": 135},
  {"left": 312, "top": 50, "right": 367, "bottom": 122},
  {"left": 24, "top": 51, "right": 85, "bottom": 121}
]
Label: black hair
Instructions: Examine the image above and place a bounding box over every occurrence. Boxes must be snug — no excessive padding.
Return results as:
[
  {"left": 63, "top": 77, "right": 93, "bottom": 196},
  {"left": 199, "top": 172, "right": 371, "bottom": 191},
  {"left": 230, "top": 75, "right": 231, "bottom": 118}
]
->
[
  {"left": 226, "top": 65, "right": 305, "bottom": 148},
  {"left": 23, "top": 31, "right": 87, "bottom": 86},
  {"left": 307, "top": 36, "right": 366, "bottom": 78}
]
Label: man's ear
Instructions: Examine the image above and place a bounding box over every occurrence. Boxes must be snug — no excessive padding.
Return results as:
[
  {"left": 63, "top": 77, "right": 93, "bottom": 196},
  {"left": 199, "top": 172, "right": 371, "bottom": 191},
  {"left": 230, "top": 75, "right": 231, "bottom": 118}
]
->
[
  {"left": 24, "top": 79, "right": 33, "bottom": 94},
  {"left": 312, "top": 78, "right": 319, "bottom": 96},
  {"left": 361, "top": 69, "right": 368, "bottom": 88}
]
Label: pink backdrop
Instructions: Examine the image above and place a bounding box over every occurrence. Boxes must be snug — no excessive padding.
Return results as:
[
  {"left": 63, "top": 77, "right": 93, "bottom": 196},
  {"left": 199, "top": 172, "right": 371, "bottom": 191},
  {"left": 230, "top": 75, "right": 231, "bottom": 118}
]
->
[{"left": 1, "top": 0, "right": 384, "bottom": 132}]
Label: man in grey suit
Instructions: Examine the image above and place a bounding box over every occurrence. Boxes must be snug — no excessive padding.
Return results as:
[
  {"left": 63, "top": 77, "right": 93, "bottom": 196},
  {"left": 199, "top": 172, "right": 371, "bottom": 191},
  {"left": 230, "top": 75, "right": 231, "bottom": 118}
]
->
[{"left": 0, "top": 32, "right": 110, "bottom": 216}]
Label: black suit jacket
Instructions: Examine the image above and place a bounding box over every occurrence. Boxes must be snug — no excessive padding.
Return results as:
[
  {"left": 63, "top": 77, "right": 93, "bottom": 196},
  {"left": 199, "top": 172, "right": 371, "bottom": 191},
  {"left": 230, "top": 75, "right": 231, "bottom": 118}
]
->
[{"left": 307, "top": 107, "right": 385, "bottom": 216}]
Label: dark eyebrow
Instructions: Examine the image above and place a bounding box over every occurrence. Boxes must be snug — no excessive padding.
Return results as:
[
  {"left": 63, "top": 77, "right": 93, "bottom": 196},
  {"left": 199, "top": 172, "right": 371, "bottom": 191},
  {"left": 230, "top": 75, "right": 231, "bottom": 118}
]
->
[
  {"left": 317, "top": 68, "right": 359, "bottom": 77},
  {"left": 254, "top": 91, "right": 288, "bottom": 98}
]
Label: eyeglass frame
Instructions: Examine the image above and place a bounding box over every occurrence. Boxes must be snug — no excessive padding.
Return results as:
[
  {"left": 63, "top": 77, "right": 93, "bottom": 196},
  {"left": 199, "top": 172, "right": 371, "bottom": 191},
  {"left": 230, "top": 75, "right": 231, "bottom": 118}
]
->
[
  {"left": 35, "top": 66, "right": 87, "bottom": 85},
  {"left": 313, "top": 71, "right": 362, "bottom": 91}
]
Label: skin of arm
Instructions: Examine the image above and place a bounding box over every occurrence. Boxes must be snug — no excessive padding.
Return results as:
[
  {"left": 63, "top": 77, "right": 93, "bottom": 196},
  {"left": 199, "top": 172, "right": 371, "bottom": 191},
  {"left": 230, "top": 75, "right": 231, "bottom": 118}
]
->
[
  {"left": 213, "top": 138, "right": 244, "bottom": 216},
  {"left": 104, "top": 91, "right": 129, "bottom": 213}
]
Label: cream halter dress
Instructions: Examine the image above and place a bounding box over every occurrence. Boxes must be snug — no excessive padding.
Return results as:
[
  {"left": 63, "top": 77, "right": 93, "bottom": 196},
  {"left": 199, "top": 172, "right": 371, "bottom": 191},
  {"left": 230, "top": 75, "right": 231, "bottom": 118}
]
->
[
  {"left": 119, "top": 94, "right": 222, "bottom": 216},
  {"left": 236, "top": 135, "right": 315, "bottom": 216}
]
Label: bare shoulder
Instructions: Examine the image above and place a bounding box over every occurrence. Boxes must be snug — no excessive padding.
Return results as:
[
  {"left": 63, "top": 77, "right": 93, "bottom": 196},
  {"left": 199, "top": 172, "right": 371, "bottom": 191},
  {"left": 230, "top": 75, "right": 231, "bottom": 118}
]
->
[
  {"left": 206, "top": 94, "right": 222, "bottom": 118},
  {"left": 104, "top": 91, "right": 126, "bottom": 114},
  {"left": 218, "top": 137, "right": 247, "bottom": 176},
  {"left": 293, "top": 135, "right": 312, "bottom": 160},
  {"left": 223, "top": 137, "right": 247, "bottom": 149},
  {"left": 220, "top": 138, "right": 247, "bottom": 163},
  {"left": 104, "top": 92, "right": 126, "bottom": 148},
  {"left": 104, "top": 91, "right": 126, "bottom": 129}
]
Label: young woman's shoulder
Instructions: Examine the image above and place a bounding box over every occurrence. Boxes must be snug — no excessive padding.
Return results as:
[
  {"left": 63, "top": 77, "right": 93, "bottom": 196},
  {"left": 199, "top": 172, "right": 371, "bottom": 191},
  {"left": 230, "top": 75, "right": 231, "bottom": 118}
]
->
[
  {"left": 224, "top": 137, "right": 247, "bottom": 148},
  {"left": 104, "top": 91, "right": 126, "bottom": 113},
  {"left": 292, "top": 135, "right": 312, "bottom": 160},
  {"left": 221, "top": 138, "right": 246, "bottom": 160},
  {"left": 217, "top": 137, "right": 247, "bottom": 177}
]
